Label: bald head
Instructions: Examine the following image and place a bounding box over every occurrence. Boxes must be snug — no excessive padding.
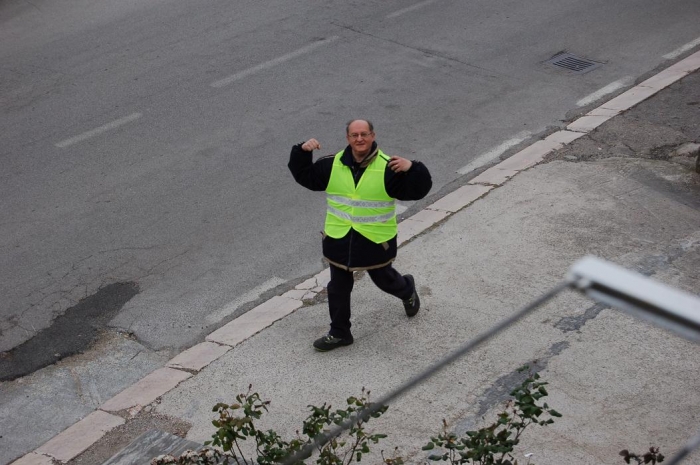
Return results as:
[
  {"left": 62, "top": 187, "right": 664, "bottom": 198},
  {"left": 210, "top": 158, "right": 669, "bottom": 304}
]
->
[{"left": 346, "top": 119, "right": 374, "bottom": 135}]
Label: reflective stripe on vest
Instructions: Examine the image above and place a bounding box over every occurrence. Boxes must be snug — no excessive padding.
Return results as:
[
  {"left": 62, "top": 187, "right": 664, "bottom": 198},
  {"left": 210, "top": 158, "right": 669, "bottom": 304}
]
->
[
  {"left": 326, "top": 205, "right": 396, "bottom": 223},
  {"left": 327, "top": 195, "right": 395, "bottom": 209},
  {"left": 324, "top": 149, "right": 397, "bottom": 243}
]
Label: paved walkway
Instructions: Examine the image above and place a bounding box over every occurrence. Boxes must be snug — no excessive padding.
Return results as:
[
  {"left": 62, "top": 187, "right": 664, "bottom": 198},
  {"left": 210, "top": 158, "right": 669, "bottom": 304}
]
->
[{"left": 12, "top": 52, "right": 700, "bottom": 465}]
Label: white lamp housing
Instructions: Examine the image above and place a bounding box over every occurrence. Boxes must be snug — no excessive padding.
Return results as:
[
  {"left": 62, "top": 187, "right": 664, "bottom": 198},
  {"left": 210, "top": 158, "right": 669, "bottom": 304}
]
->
[{"left": 567, "top": 256, "right": 700, "bottom": 342}]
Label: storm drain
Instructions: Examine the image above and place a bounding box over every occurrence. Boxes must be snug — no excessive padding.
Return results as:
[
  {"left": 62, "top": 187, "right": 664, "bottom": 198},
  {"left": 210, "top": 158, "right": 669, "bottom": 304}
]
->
[{"left": 546, "top": 52, "right": 603, "bottom": 74}]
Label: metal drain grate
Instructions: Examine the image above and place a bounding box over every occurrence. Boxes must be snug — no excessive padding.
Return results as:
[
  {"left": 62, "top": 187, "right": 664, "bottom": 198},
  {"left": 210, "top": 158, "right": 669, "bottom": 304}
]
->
[{"left": 546, "top": 52, "right": 603, "bottom": 74}]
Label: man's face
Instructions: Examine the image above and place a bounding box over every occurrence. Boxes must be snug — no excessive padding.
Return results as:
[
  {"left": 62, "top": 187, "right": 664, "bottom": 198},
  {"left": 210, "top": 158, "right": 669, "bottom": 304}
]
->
[{"left": 346, "top": 120, "right": 375, "bottom": 158}]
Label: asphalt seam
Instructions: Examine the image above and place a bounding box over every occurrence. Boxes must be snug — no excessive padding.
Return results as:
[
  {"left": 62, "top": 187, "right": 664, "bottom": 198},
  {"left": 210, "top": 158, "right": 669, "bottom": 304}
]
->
[{"left": 15, "top": 48, "right": 700, "bottom": 465}]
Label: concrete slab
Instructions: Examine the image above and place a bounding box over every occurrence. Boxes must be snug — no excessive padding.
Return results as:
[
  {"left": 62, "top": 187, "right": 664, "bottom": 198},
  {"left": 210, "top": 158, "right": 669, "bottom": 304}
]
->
[
  {"left": 496, "top": 140, "right": 562, "bottom": 172},
  {"left": 295, "top": 277, "right": 318, "bottom": 290},
  {"left": 544, "top": 130, "right": 586, "bottom": 145},
  {"left": 600, "top": 85, "right": 659, "bottom": 111},
  {"left": 166, "top": 342, "right": 231, "bottom": 372},
  {"left": 8, "top": 453, "right": 54, "bottom": 465},
  {"left": 281, "top": 289, "right": 308, "bottom": 300},
  {"left": 101, "top": 368, "right": 192, "bottom": 412},
  {"left": 586, "top": 107, "right": 620, "bottom": 117},
  {"left": 314, "top": 268, "right": 331, "bottom": 288},
  {"left": 283, "top": 290, "right": 316, "bottom": 301},
  {"left": 206, "top": 296, "right": 303, "bottom": 347},
  {"left": 397, "top": 218, "right": 429, "bottom": 245},
  {"left": 397, "top": 209, "right": 450, "bottom": 245},
  {"left": 35, "top": 410, "right": 125, "bottom": 462},
  {"left": 638, "top": 68, "right": 688, "bottom": 90},
  {"left": 429, "top": 184, "right": 493, "bottom": 213},
  {"left": 413, "top": 208, "right": 452, "bottom": 225},
  {"left": 567, "top": 115, "right": 615, "bottom": 133},
  {"left": 467, "top": 166, "right": 519, "bottom": 186}
]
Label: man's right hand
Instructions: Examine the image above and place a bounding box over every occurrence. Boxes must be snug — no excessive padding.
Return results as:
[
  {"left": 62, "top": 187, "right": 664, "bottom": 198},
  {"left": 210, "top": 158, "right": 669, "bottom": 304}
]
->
[{"left": 301, "top": 138, "right": 321, "bottom": 152}]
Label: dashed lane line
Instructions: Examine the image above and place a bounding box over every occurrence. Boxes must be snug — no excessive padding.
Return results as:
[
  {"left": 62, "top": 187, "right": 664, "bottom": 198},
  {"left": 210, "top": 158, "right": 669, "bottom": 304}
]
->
[
  {"left": 386, "top": 0, "right": 440, "bottom": 19},
  {"left": 664, "top": 36, "right": 700, "bottom": 60},
  {"left": 576, "top": 76, "right": 633, "bottom": 107},
  {"left": 210, "top": 37, "right": 340, "bottom": 88},
  {"left": 55, "top": 112, "right": 142, "bottom": 148}
]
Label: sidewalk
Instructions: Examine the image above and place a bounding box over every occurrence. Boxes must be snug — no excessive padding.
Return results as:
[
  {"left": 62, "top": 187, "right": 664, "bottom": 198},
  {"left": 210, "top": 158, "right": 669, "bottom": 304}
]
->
[{"left": 14, "top": 53, "right": 700, "bottom": 465}]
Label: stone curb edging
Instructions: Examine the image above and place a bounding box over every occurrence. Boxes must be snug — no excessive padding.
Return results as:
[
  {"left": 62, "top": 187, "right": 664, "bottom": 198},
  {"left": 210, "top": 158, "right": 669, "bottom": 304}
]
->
[
  {"left": 13, "top": 48, "right": 700, "bottom": 464},
  {"left": 100, "top": 368, "right": 193, "bottom": 413},
  {"left": 9, "top": 453, "right": 55, "bottom": 465},
  {"left": 34, "top": 411, "right": 125, "bottom": 462}
]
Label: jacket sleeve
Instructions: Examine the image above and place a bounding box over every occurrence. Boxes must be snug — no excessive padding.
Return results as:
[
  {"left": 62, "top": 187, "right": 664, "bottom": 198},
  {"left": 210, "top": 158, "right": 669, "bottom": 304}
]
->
[
  {"left": 287, "top": 143, "right": 333, "bottom": 192},
  {"left": 384, "top": 160, "right": 433, "bottom": 201}
]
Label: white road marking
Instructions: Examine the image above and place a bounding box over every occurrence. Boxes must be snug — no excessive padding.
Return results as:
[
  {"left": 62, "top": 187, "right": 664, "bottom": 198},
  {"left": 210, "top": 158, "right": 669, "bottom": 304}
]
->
[
  {"left": 210, "top": 37, "right": 340, "bottom": 88},
  {"left": 205, "top": 277, "right": 287, "bottom": 324},
  {"left": 386, "top": 0, "right": 439, "bottom": 19},
  {"left": 663, "top": 36, "right": 700, "bottom": 60},
  {"left": 457, "top": 130, "right": 532, "bottom": 175},
  {"left": 576, "top": 77, "right": 632, "bottom": 107},
  {"left": 396, "top": 202, "right": 409, "bottom": 215},
  {"left": 55, "top": 112, "right": 142, "bottom": 148}
]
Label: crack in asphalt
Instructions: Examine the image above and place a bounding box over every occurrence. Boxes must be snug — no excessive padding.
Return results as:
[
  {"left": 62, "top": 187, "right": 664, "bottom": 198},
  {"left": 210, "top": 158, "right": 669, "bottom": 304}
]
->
[
  {"left": 329, "top": 20, "right": 502, "bottom": 79},
  {"left": 451, "top": 341, "right": 570, "bottom": 436}
]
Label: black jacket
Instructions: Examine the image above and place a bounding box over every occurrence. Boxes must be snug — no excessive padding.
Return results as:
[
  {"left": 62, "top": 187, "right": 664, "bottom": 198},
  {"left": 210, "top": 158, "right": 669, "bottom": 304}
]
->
[{"left": 288, "top": 141, "right": 432, "bottom": 270}]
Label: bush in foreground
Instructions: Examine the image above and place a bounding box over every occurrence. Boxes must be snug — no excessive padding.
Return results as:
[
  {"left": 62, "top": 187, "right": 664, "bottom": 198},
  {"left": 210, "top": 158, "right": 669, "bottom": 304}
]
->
[{"left": 152, "top": 366, "right": 561, "bottom": 465}]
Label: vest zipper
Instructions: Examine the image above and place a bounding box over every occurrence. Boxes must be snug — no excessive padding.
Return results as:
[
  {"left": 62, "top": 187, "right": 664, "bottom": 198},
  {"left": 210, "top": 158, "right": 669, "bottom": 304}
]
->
[{"left": 347, "top": 164, "right": 363, "bottom": 269}]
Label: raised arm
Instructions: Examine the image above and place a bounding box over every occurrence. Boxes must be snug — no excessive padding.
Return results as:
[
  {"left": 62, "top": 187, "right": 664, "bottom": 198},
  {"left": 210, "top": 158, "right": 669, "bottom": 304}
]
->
[
  {"left": 384, "top": 157, "right": 432, "bottom": 201},
  {"left": 287, "top": 139, "right": 333, "bottom": 192}
]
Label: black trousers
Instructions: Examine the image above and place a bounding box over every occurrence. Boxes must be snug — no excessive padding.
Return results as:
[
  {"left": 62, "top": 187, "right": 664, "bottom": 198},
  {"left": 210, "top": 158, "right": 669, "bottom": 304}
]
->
[{"left": 327, "top": 263, "right": 413, "bottom": 339}]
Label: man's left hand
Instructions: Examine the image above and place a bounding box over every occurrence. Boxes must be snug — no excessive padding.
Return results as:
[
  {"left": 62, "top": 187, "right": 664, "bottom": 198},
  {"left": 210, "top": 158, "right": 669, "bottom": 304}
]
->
[{"left": 388, "top": 156, "right": 413, "bottom": 172}]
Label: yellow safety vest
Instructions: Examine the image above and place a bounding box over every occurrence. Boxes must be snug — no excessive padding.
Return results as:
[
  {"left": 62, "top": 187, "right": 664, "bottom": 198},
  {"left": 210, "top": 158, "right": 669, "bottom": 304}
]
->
[{"left": 325, "top": 150, "right": 397, "bottom": 243}]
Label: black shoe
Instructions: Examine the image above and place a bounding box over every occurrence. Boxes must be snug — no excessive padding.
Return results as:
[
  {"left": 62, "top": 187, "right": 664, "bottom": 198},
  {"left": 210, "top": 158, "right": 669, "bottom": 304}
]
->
[
  {"left": 313, "top": 334, "right": 354, "bottom": 351},
  {"left": 403, "top": 274, "right": 420, "bottom": 317}
]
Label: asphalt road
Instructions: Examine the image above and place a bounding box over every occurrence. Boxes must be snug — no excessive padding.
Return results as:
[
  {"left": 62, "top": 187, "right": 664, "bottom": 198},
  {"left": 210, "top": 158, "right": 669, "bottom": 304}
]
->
[{"left": 2, "top": 0, "right": 699, "bottom": 356}]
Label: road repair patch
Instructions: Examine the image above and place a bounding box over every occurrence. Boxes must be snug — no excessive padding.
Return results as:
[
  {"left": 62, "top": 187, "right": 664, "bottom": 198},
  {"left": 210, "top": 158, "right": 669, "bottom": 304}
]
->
[{"left": 0, "top": 282, "right": 139, "bottom": 381}]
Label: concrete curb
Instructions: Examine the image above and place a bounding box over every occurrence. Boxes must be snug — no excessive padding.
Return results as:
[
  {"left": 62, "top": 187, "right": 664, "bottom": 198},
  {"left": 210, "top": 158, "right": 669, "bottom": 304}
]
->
[
  {"left": 100, "top": 368, "right": 193, "bottom": 413},
  {"left": 13, "top": 48, "right": 700, "bottom": 464},
  {"left": 9, "top": 453, "right": 54, "bottom": 465},
  {"left": 35, "top": 411, "right": 125, "bottom": 462}
]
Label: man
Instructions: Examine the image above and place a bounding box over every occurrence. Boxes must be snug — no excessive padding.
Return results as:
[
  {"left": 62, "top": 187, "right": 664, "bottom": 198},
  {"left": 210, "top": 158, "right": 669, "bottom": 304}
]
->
[{"left": 288, "top": 119, "right": 432, "bottom": 351}]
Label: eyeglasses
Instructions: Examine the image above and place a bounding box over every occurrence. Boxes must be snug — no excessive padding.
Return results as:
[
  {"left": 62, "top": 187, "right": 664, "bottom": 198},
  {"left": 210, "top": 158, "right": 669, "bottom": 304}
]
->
[{"left": 348, "top": 132, "right": 373, "bottom": 140}]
